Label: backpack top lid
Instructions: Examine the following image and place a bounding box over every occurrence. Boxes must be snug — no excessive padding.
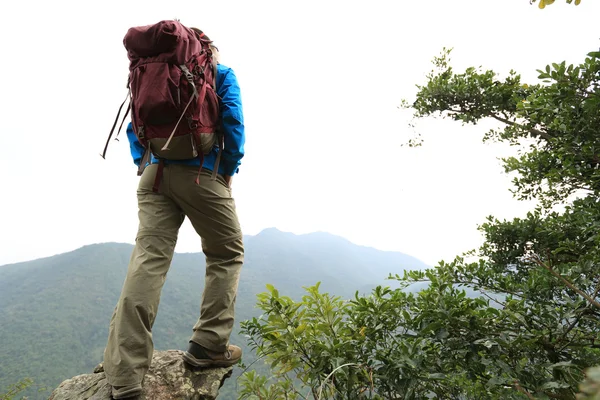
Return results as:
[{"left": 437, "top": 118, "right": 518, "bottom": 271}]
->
[{"left": 123, "top": 20, "right": 202, "bottom": 66}]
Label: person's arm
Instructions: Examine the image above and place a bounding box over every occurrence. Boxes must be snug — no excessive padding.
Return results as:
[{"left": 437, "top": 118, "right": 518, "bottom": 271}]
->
[
  {"left": 217, "top": 66, "right": 245, "bottom": 182},
  {"left": 126, "top": 123, "right": 145, "bottom": 166}
]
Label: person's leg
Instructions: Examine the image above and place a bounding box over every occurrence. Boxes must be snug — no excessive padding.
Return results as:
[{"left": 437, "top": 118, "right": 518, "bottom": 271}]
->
[
  {"left": 192, "top": 236, "right": 244, "bottom": 349},
  {"left": 168, "top": 166, "right": 244, "bottom": 360},
  {"left": 104, "top": 164, "right": 185, "bottom": 387}
]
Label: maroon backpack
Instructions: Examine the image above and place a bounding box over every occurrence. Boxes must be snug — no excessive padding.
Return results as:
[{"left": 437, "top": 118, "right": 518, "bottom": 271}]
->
[{"left": 103, "top": 20, "right": 221, "bottom": 185}]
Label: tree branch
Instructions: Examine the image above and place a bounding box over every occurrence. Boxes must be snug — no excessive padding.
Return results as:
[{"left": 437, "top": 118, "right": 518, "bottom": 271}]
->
[
  {"left": 531, "top": 257, "right": 600, "bottom": 310},
  {"left": 544, "top": 392, "right": 574, "bottom": 400},
  {"left": 456, "top": 278, "right": 525, "bottom": 300},
  {"left": 488, "top": 113, "right": 553, "bottom": 141},
  {"left": 514, "top": 380, "right": 535, "bottom": 399},
  {"left": 479, "top": 290, "right": 507, "bottom": 308},
  {"left": 564, "top": 178, "right": 593, "bottom": 193},
  {"left": 592, "top": 279, "right": 600, "bottom": 300},
  {"left": 558, "top": 312, "right": 585, "bottom": 347}
]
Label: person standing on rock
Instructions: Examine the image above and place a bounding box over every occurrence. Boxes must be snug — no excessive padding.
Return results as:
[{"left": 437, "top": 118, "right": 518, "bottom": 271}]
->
[{"left": 101, "top": 20, "right": 245, "bottom": 399}]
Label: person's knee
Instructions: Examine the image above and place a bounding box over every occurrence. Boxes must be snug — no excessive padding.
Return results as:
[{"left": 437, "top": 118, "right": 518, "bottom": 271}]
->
[
  {"left": 136, "top": 229, "right": 178, "bottom": 244},
  {"left": 203, "top": 236, "right": 244, "bottom": 261},
  {"left": 117, "top": 294, "right": 156, "bottom": 324}
]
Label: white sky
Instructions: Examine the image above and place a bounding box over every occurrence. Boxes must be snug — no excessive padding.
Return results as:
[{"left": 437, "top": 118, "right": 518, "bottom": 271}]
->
[{"left": 1, "top": 0, "right": 599, "bottom": 267}]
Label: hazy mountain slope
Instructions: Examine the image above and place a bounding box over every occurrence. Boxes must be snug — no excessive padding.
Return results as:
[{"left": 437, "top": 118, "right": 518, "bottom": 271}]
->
[{"left": 0, "top": 229, "right": 427, "bottom": 399}]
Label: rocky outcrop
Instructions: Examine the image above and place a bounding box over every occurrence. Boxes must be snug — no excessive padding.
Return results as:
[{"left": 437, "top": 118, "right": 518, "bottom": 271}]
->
[{"left": 48, "top": 350, "right": 233, "bottom": 400}]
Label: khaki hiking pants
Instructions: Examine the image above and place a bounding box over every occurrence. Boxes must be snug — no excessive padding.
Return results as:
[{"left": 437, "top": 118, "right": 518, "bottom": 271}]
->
[{"left": 103, "top": 164, "right": 244, "bottom": 386}]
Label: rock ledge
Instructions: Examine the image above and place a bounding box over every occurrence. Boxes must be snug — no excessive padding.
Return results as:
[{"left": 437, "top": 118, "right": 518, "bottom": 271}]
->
[{"left": 48, "top": 350, "right": 233, "bottom": 400}]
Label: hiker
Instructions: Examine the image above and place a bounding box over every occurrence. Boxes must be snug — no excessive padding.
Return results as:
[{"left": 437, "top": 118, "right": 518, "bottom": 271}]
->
[{"left": 102, "top": 21, "right": 245, "bottom": 399}]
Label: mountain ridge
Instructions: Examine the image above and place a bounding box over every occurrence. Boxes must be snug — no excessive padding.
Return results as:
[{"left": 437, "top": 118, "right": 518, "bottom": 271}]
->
[
  {"left": 0, "top": 229, "right": 428, "bottom": 400},
  {"left": 0, "top": 228, "right": 421, "bottom": 269}
]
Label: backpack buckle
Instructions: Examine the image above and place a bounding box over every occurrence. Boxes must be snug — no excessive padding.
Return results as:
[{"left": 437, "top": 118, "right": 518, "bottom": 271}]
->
[
  {"left": 180, "top": 65, "right": 195, "bottom": 83},
  {"left": 187, "top": 117, "right": 198, "bottom": 129},
  {"left": 193, "top": 64, "right": 204, "bottom": 77},
  {"left": 180, "top": 65, "right": 198, "bottom": 98}
]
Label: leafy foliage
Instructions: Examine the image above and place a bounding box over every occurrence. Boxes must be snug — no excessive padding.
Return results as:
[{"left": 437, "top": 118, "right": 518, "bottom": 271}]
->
[
  {"left": 241, "top": 283, "right": 365, "bottom": 399},
  {"left": 407, "top": 48, "right": 600, "bottom": 208},
  {"left": 530, "top": 0, "right": 582, "bottom": 9},
  {"left": 240, "top": 49, "right": 600, "bottom": 399},
  {"left": 0, "top": 379, "right": 33, "bottom": 400},
  {"left": 241, "top": 262, "right": 600, "bottom": 399}
]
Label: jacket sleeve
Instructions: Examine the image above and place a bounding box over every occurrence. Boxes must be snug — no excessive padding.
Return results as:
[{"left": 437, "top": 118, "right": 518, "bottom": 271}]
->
[
  {"left": 126, "top": 123, "right": 144, "bottom": 166},
  {"left": 217, "top": 67, "right": 245, "bottom": 175}
]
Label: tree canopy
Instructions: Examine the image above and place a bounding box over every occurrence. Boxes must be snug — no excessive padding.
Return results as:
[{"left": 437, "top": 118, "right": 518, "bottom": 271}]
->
[
  {"left": 408, "top": 48, "right": 600, "bottom": 208},
  {"left": 239, "top": 47, "right": 600, "bottom": 399}
]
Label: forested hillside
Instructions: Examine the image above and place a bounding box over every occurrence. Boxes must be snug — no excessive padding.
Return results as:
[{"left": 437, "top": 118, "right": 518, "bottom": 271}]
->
[{"left": 0, "top": 229, "right": 426, "bottom": 399}]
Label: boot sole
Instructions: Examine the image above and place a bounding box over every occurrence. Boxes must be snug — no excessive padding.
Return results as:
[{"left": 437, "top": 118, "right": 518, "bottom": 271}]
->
[{"left": 182, "top": 351, "right": 240, "bottom": 368}]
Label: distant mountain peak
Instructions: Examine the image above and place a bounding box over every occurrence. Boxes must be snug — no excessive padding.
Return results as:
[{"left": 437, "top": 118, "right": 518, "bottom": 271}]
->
[
  {"left": 248, "top": 227, "right": 297, "bottom": 241},
  {"left": 255, "top": 227, "right": 287, "bottom": 235},
  {"left": 252, "top": 228, "right": 344, "bottom": 241}
]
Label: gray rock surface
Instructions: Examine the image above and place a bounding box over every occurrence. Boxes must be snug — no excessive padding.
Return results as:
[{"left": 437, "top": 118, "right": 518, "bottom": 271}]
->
[{"left": 48, "top": 350, "right": 233, "bottom": 400}]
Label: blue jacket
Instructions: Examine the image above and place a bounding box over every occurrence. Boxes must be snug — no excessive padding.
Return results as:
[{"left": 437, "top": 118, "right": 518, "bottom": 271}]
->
[{"left": 127, "top": 64, "right": 245, "bottom": 176}]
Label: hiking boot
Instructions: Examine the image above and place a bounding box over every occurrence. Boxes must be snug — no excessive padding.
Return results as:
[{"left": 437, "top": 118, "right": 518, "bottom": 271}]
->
[
  {"left": 111, "top": 383, "right": 142, "bottom": 399},
  {"left": 183, "top": 341, "right": 242, "bottom": 367}
]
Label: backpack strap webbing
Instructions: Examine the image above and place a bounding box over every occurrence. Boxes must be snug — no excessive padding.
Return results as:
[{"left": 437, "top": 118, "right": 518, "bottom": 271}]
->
[
  {"left": 152, "top": 159, "right": 165, "bottom": 193},
  {"left": 101, "top": 90, "right": 131, "bottom": 159},
  {"left": 211, "top": 134, "right": 224, "bottom": 181},
  {"left": 195, "top": 153, "right": 205, "bottom": 186},
  {"left": 137, "top": 148, "right": 151, "bottom": 176},
  {"left": 114, "top": 102, "right": 131, "bottom": 142}
]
